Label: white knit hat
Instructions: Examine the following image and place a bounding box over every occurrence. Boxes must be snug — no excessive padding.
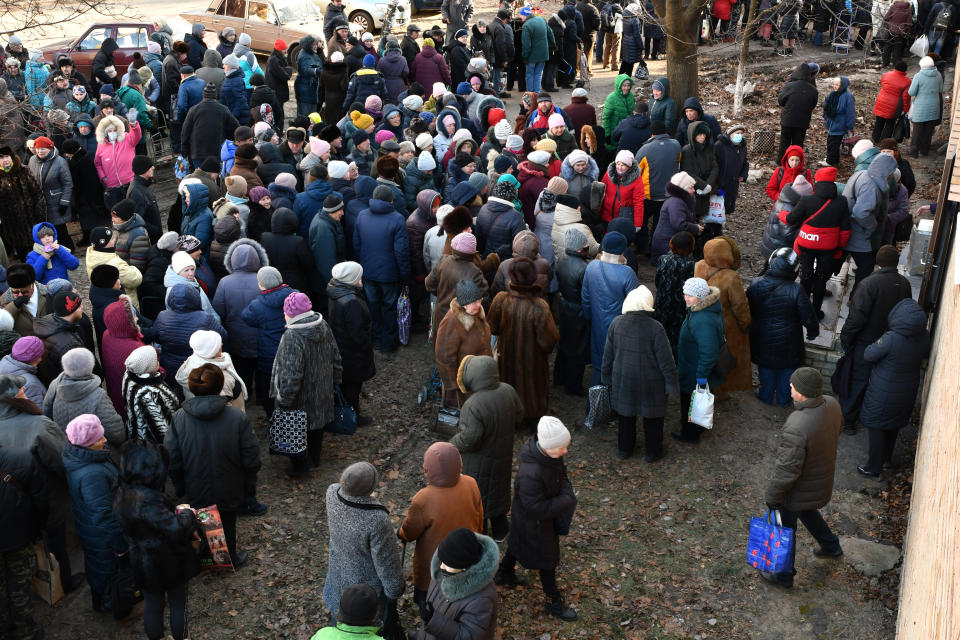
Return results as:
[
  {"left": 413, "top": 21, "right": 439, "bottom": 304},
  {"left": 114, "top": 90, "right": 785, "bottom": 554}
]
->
[
  {"left": 171, "top": 251, "right": 195, "bottom": 274},
  {"left": 432, "top": 82, "right": 446, "bottom": 98},
  {"left": 615, "top": 150, "right": 635, "bottom": 166},
  {"left": 402, "top": 94, "right": 424, "bottom": 111},
  {"left": 436, "top": 204, "right": 454, "bottom": 227},
  {"left": 328, "top": 160, "right": 349, "bottom": 179},
  {"left": 537, "top": 416, "right": 571, "bottom": 450},
  {"left": 682, "top": 277, "right": 710, "bottom": 298},
  {"left": 528, "top": 150, "right": 551, "bottom": 166},
  {"left": 919, "top": 56, "right": 935, "bottom": 68},
  {"left": 417, "top": 150, "right": 437, "bottom": 170},
  {"left": 415, "top": 132, "right": 434, "bottom": 150},
  {"left": 331, "top": 51, "right": 344, "bottom": 63},
  {"left": 494, "top": 119, "right": 513, "bottom": 141},
  {"left": 505, "top": 134, "right": 523, "bottom": 151},
  {"left": 670, "top": 171, "right": 696, "bottom": 191},
  {"left": 189, "top": 330, "right": 222, "bottom": 359},
  {"left": 851, "top": 139, "right": 874, "bottom": 159},
  {"left": 125, "top": 345, "right": 158, "bottom": 375}
]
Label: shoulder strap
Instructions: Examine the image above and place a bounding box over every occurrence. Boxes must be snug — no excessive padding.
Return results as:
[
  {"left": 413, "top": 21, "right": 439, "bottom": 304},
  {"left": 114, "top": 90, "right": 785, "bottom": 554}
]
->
[
  {"left": 0, "top": 468, "right": 24, "bottom": 493},
  {"left": 801, "top": 198, "right": 832, "bottom": 226},
  {"left": 337, "top": 490, "right": 389, "bottom": 514},
  {"left": 707, "top": 267, "right": 727, "bottom": 281}
]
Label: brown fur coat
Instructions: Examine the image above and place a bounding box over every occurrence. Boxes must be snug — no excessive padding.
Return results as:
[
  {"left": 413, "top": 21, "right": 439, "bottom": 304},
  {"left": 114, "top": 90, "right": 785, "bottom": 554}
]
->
[{"left": 434, "top": 299, "right": 493, "bottom": 407}]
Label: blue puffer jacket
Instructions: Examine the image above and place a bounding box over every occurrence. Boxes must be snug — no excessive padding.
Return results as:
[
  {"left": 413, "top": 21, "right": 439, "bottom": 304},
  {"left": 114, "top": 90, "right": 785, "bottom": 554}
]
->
[
  {"left": 241, "top": 283, "right": 296, "bottom": 370},
  {"left": 746, "top": 253, "right": 819, "bottom": 369},
  {"left": 342, "top": 68, "right": 387, "bottom": 113},
  {"left": 620, "top": 8, "right": 643, "bottom": 63},
  {"left": 860, "top": 299, "right": 931, "bottom": 431},
  {"left": 823, "top": 76, "right": 856, "bottom": 135},
  {"left": 154, "top": 283, "right": 228, "bottom": 375},
  {"left": 581, "top": 258, "right": 640, "bottom": 369},
  {"left": 294, "top": 36, "right": 322, "bottom": 104},
  {"left": 344, "top": 176, "right": 376, "bottom": 260},
  {"left": 62, "top": 443, "right": 126, "bottom": 596},
  {"left": 180, "top": 183, "right": 215, "bottom": 256},
  {"left": 268, "top": 181, "right": 297, "bottom": 210},
  {"left": 353, "top": 198, "right": 411, "bottom": 283},
  {"left": 212, "top": 239, "right": 268, "bottom": 360},
  {"left": 294, "top": 179, "right": 341, "bottom": 238},
  {"left": 220, "top": 68, "right": 249, "bottom": 125},
  {"left": 26, "top": 223, "right": 80, "bottom": 284}
]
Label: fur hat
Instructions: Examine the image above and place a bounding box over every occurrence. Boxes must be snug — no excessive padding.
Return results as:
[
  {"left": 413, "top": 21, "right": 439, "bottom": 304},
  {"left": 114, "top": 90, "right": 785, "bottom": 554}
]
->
[
  {"left": 188, "top": 362, "right": 224, "bottom": 396},
  {"left": 442, "top": 206, "right": 472, "bottom": 235},
  {"left": 6, "top": 264, "right": 35, "bottom": 289},
  {"left": 508, "top": 256, "right": 538, "bottom": 291},
  {"left": 377, "top": 155, "right": 400, "bottom": 179},
  {"left": 537, "top": 415, "right": 570, "bottom": 449}
]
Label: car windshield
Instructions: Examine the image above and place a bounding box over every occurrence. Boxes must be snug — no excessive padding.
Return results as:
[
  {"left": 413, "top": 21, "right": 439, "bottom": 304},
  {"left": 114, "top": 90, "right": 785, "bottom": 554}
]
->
[{"left": 274, "top": 0, "right": 321, "bottom": 23}]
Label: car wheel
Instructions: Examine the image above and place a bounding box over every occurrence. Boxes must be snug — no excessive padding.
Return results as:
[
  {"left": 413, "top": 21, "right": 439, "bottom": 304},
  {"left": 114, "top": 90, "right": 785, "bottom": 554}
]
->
[
  {"left": 287, "top": 43, "right": 301, "bottom": 67},
  {"left": 350, "top": 10, "right": 373, "bottom": 34}
]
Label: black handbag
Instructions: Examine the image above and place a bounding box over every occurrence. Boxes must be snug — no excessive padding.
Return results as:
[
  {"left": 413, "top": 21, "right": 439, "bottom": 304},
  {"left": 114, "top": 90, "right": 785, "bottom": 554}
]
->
[
  {"left": 380, "top": 599, "right": 406, "bottom": 640},
  {"left": 712, "top": 342, "right": 737, "bottom": 379},
  {"left": 831, "top": 351, "right": 854, "bottom": 397},
  {"left": 109, "top": 551, "right": 142, "bottom": 619},
  {"left": 892, "top": 90, "right": 911, "bottom": 142}
]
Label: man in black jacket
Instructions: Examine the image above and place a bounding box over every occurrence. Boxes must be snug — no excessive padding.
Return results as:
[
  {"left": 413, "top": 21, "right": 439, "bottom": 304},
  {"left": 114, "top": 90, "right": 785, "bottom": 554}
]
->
[
  {"left": 446, "top": 29, "right": 472, "bottom": 88},
  {"left": 127, "top": 156, "right": 163, "bottom": 243},
  {"left": 490, "top": 10, "right": 516, "bottom": 97},
  {"left": 576, "top": 0, "right": 601, "bottom": 71},
  {"left": 401, "top": 24, "right": 422, "bottom": 71},
  {"left": 181, "top": 83, "right": 240, "bottom": 170},
  {"left": 166, "top": 363, "right": 264, "bottom": 567},
  {"left": 324, "top": 0, "right": 348, "bottom": 42},
  {"left": 838, "top": 245, "right": 912, "bottom": 435},
  {"left": 776, "top": 62, "right": 819, "bottom": 159}
]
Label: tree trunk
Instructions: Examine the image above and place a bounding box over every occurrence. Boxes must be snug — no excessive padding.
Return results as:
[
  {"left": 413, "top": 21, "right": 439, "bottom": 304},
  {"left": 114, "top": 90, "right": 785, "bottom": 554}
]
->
[
  {"left": 733, "top": 0, "right": 760, "bottom": 116},
  {"left": 660, "top": 0, "right": 701, "bottom": 111}
]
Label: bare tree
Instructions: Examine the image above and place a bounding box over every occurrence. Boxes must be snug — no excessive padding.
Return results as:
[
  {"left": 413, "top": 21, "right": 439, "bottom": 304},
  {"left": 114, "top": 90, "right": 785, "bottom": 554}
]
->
[
  {"left": 649, "top": 0, "right": 708, "bottom": 110},
  {"left": 0, "top": 0, "right": 138, "bottom": 39}
]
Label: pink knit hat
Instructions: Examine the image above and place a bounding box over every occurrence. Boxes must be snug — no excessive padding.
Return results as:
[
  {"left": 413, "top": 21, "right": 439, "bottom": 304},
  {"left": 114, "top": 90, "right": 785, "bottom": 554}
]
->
[
  {"left": 450, "top": 232, "right": 477, "bottom": 254},
  {"left": 283, "top": 291, "right": 312, "bottom": 317},
  {"left": 310, "top": 138, "right": 330, "bottom": 157},
  {"left": 375, "top": 130, "right": 396, "bottom": 146},
  {"left": 365, "top": 94, "right": 382, "bottom": 112},
  {"left": 548, "top": 113, "right": 565, "bottom": 128},
  {"left": 11, "top": 336, "right": 44, "bottom": 363},
  {"left": 66, "top": 414, "right": 104, "bottom": 448}
]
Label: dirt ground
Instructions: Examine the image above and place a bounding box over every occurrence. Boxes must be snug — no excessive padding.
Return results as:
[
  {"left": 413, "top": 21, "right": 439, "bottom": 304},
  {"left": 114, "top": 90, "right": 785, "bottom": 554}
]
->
[{"left": 33, "top": 1, "right": 949, "bottom": 636}]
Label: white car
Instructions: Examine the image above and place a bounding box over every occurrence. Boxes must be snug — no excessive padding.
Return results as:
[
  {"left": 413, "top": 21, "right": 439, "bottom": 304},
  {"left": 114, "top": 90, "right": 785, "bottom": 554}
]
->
[{"left": 315, "top": 0, "right": 409, "bottom": 35}]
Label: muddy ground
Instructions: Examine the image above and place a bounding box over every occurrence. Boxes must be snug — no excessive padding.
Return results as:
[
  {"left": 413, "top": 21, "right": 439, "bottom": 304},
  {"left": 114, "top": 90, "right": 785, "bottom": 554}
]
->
[{"left": 38, "top": 8, "right": 948, "bottom": 637}]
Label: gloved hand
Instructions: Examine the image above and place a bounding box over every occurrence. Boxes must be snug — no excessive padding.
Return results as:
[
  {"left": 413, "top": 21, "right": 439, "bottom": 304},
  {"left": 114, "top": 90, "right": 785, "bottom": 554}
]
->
[
  {"left": 422, "top": 599, "right": 435, "bottom": 623},
  {"left": 13, "top": 295, "right": 30, "bottom": 308},
  {"left": 696, "top": 377, "right": 708, "bottom": 386},
  {"left": 58, "top": 203, "right": 68, "bottom": 217},
  {"left": 126, "top": 108, "right": 138, "bottom": 122},
  {"left": 700, "top": 184, "right": 712, "bottom": 194}
]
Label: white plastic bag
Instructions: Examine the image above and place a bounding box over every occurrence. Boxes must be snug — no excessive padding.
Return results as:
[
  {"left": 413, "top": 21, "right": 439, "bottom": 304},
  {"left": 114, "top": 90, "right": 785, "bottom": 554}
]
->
[
  {"left": 688, "top": 383, "right": 715, "bottom": 429},
  {"left": 704, "top": 192, "right": 726, "bottom": 225},
  {"left": 909, "top": 35, "right": 929, "bottom": 58}
]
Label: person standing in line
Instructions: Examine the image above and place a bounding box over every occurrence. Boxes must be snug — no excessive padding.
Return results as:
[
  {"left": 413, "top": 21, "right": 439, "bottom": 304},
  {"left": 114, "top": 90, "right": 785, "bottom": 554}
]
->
[
  {"left": 520, "top": 7, "right": 555, "bottom": 94},
  {"left": 776, "top": 62, "right": 819, "bottom": 159},
  {"left": 907, "top": 56, "right": 944, "bottom": 157},
  {"left": 762, "top": 367, "right": 844, "bottom": 589}
]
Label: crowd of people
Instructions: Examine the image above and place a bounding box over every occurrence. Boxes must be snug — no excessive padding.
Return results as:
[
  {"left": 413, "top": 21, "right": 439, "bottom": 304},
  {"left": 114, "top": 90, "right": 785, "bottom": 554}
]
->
[{"left": 0, "top": 3, "right": 942, "bottom": 638}]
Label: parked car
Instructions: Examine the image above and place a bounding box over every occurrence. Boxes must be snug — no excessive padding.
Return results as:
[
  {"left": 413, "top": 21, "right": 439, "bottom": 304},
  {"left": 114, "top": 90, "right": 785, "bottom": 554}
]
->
[
  {"left": 41, "top": 23, "right": 156, "bottom": 81},
  {"left": 181, "top": 0, "right": 408, "bottom": 64}
]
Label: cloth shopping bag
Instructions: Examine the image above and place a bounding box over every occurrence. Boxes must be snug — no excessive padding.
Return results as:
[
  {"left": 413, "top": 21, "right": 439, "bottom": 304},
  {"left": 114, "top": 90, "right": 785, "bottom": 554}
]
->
[
  {"left": 746, "top": 509, "right": 795, "bottom": 574},
  {"left": 688, "top": 383, "right": 714, "bottom": 428}
]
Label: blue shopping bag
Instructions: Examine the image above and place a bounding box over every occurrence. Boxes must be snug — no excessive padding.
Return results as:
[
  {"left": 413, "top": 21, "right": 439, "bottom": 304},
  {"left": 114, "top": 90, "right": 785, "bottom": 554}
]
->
[{"left": 746, "top": 509, "right": 795, "bottom": 574}]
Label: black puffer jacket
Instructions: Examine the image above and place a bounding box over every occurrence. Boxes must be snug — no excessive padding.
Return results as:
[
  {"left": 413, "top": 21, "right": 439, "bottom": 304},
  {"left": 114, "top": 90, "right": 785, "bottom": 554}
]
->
[
  {"left": 777, "top": 63, "right": 819, "bottom": 128},
  {"left": 326, "top": 281, "right": 376, "bottom": 385},
  {"left": 507, "top": 436, "right": 576, "bottom": 571},
  {"left": 165, "top": 394, "right": 261, "bottom": 512},
  {"left": 113, "top": 442, "right": 201, "bottom": 592},
  {"left": 746, "top": 252, "right": 819, "bottom": 369},
  {"left": 259, "top": 207, "right": 316, "bottom": 294},
  {"left": 140, "top": 246, "right": 174, "bottom": 319},
  {"left": 760, "top": 183, "right": 804, "bottom": 260},
  {"left": 0, "top": 445, "right": 47, "bottom": 552},
  {"left": 840, "top": 266, "right": 912, "bottom": 349}
]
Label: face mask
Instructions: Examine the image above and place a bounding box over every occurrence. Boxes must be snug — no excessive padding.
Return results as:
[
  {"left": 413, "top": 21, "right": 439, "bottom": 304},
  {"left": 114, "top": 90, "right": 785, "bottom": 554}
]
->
[
  {"left": 108, "top": 131, "right": 118, "bottom": 142},
  {"left": 731, "top": 133, "right": 743, "bottom": 145}
]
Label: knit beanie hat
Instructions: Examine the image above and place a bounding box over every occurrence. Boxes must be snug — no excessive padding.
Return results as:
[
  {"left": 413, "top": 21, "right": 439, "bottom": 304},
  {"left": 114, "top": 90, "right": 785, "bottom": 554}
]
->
[
  {"left": 651, "top": 120, "right": 666, "bottom": 135},
  {"left": 188, "top": 362, "right": 224, "bottom": 396},
  {"left": 223, "top": 53, "right": 240, "bottom": 69},
  {"left": 61, "top": 348, "right": 95, "bottom": 377},
  {"left": 54, "top": 291, "right": 82, "bottom": 317},
  {"left": 492, "top": 179, "right": 518, "bottom": 201},
  {"left": 321, "top": 194, "right": 343, "bottom": 214},
  {"left": 200, "top": 156, "right": 221, "bottom": 173},
  {"left": 505, "top": 134, "right": 523, "bottom": 152},
  {"left": 601, "top": 231, "right": 627, "bottom": 255},
  {"left": 547, "top": 113, "right": 565, "bottom": 128},
  {"left": 456, "top": 81, "right": 472, "bottom": 96},
  {"left": 851, "top": 139, "right": 874, "bottom": 159},
  {"left": 310, "top": 138, "right": 331, "bottom": 158},
  {"left": 374, "top": 130, "right": 395, "bottom": 147},
  {"left": 437, "top": 528, "right": 484, "bottom": 569},
  {"left": 283, "top": 291, "right": 312, "bottom": 318},
  {"left": 225, "top": 175, "right": 247, "bottom": 197},
  {"left": 328, "top": 161, "right": 349, "bottom": 180},
  {"left": 564, "top": 227, "right": 589, "bottom": 251},
  {"left": 12, "top": 336, "right": 44, "bottom": 363},
  {"left": 535, "top": 138, "right": 557, "bottom": 154},
  {"left": 615, "top": 149, "right": 635, "bottom": 166},
  {"left": 814, "top": 167, "right": 838, "bottom": 183},
  {"left": 331, "top": 261, "right": 363, "bottom": 285},
  {"left": 537, "top": 415, "right": 571, "bottom": 449},
  {"left": 257, "top": 266, "right": 283, "bottom": 289},
  {"left": 353, "top": 130, "right": 370, "bottom": 146},
  {"left": 454, "top": 151, "right": 475, "bottom": 170},
  {"left": 450, "top": 232, "right": 477, "bottom": 254},
  {"left": 177, "top": 235, "right": 202, "bottom": 253},
  {"left": 189, "top": 330, "right": 222, "bottom": 359},
  {"left": 919, "top": 55, "right": 935, "bottom": 68},
  {"left": 527, "top": 150, "right": 550, "bottom": 166},
  {"left": 125, "top": 345, "right": 159, "bottom": 375},
  {"left": 494, "top": 119, "right": 513, "bottom": 141},
  {"left": 791, "top": 174, "right": 813, "bottom": 197},
  {"left": 790, "top": 367, "right": 822, "bottom": 398},
  {"left": 493, "top": 154, "right": 517, "bottom": 174},
  {"left": 372, "top": 185, "right": 394, "bottom": 202},
  {"left": 399, "top": 140, "right": 415, "bottom": 156},
  {"left": 111, "top": 199, "right": 136, "bottom": 221},
  {"left": 249, "top": 186, "right": 270, "bottom": 203},
  {"left": 66, "top": 414, "right": 104, "bottom": 448},
  {"left": 0, "top": 310, "right": 13, "bottom": 332},
  {"left": 202, "top": 82, "right": 218, "bottom": 98},
  {"left": 365, "top": 93, "right": 382, "bottom": 112},
  {"left": 402, "top": 94, "right": 424, "bottom": 111},
  {"left": 90, "top": 227, "right": 113, "bottom": 250},
  {"left": 340, "top": 461, "right": 377, "bottom": 497},
  {"left": 456, "top": 278, "right": 484, "bottom": 306},
  {"left": 337, "top": 584, "right": 379, "bottom": 627},
  {"left": 171, "top": 251, "right": 195, "bottom": 274},
  {"left": 468, "top": 172, "right": 489, "bottom": 193},
  {"left": 417, "top": 150, "right": 437, "bottom": 170},
  {"left": 274, "top": 173, "right": 298, "bottom": 190},
  {"left": 131, "top": 155, "right": 153, "bottom": 175},
  {"left": 682, "top": 277, "right": 710, "bottom": 298},
  {"left": 876, "top": 244, "right": 900, "bottom": 267},
  {"left": 90, "top": 264, "right": 120, "bottom": 289},
  {"left": 670, "top": 171, "right": 696, "bottom": 191},
  {"left": 415, "top": 133, "right": 434, "bottom": 150},
  {"left": 351, "top": 111, "right": 374, "bottom": 131},
  {"left": 546, "top": 176, "right": 568, "bottom": 194}
]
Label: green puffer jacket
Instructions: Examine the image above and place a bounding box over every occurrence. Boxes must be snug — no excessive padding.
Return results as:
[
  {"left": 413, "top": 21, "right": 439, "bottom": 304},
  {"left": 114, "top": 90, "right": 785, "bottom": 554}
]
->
[{"left": 603, "top": 74, "right": 635, "bottom": 150}]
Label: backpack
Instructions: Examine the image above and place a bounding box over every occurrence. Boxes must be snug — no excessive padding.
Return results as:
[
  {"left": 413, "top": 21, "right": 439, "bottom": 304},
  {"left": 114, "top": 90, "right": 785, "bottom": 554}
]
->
[{"left": 935, "top": 4, "right": 953, "bottom": 29}]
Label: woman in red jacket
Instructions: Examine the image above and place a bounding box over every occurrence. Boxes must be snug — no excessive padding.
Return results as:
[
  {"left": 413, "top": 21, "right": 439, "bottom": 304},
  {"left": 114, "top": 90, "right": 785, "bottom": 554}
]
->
[
  {"left": 711, "top": 0, "right": 737, "bottom": 40},
  {"left": 872, "top": 61, "right": 912, "bottom": 143},
  {"left": 601, "top": 150, "right": 646, "bottom": 231},
  {"left": 765, "top": 144, "right": 813, "bottom": 201}
]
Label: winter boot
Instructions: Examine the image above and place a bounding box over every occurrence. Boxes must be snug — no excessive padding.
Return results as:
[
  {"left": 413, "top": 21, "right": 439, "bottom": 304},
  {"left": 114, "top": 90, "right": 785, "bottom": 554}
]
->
[
  {"left": 494, "top": 567, "right": 527, "bottom": 587},
  {"left": 545, "top": 597, "right": 578, "bottom": 621}
]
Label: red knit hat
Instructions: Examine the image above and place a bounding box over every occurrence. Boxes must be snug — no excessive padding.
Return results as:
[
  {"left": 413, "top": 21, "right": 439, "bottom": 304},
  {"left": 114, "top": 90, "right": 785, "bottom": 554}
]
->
[
  {"left": 33, "top": 136, "right": 55, "bottom": 150},
  {"left": 274, "top": 38, "right": 288, "bottom": 51},
  {"left": 487, "top": 108, "right": 506, "bottom": 126},
  {"left": 814, "top": 167, "right": 838, "bottom": 183}
]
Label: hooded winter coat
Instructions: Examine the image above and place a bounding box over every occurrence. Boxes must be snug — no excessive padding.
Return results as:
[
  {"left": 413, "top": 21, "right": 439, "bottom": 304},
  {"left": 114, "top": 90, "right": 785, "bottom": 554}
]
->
[
  {"left": 676, "top": 286, "right": 725, "bottom": 391},
  {"left": 411, "top": 45, "right": 451, "bottom": 90},
  {"left": 91, "top": 38, "right": 120, "bottom": 93},
  {"left": 674, "top": 97, "right": 722, "bottom": 146},
  {"left": 179, "top": 182, "right": 215, "bottom": 255},
  {"left": 196, "top": 50, "right": 226, "bottom": 95},
  {"left": 166, "top": 394, "right": 260, "bottom": 511},
  {"left": 680, "top": 121, "right": 719, "bottom": 218},
  {"left": 508, "top": 436, "right": 575, "bottom": 570},
  {"left": 602, "top": 305, "right": 678, "bottom": 418},
  {"left": 154, "top": 284, "right": 227, "bottom": 375},
  {"left": 101, "top": 297, "right": 148, "bottom": 414},
  {"left": 747, "top": 254, "right": 819, "bottom": 370},
  {"left": 342, "top": 68, "right": 388, "bottom": 114},
  {"left": 353, "top": 198, "right": 411, "bottom": 283},
  {"left": 613, "top": 110, "right": 652, "bottom": 153},
  {"left": 212, "top": 239, "right": 267, "bottom": 361},
  {"left": 377, "top": 49, "right": 409, "bottom": 104},
  {"left": 766, "top": 144, "right": 813, "bottom": 201},
  {"left": 842, "top": 152, "right": 898, "bottom": 253},
  {"left": 260, "top": 208, "right": 316, "bottom": 294},
  {"left": 860, "top": 299, "right": 930, "bottom": 431},
  {"left": 256, "top": 144, "right": 296, "bottom": 193},
  {"left": 778, "top": 63, "right": 819, "bottom": 128},
  {"left": 33, "top": 314, "right": 89, "bottom": 384},
  {"left": 694, "top": 237, "right": 751, "bottom": 392},
  {"left": 185, "top": 25, "right": 208, "bottom": 69},
  {"left": 491, "top": 231, "right": 553, "bottom": 300},
  {"left": 126, "top": 175, "right": 162, "bottom": 243},
  {"left": 398, "top": 445, "right": 484, "bottom": 593},
  {"left": 112, "top": 213, "right": 151, "bottom": 270},
  {"left": 487, "top": 282, "right": 559, "bottom": 422},
  {"left": 761, "top": 183, "right": 805, "bottom": 259},
  {"left": 28, "top": 145, "right": 74, "bottom": 226},
  {"left": 407, "top": 190, "right": 439, "bottom": 279},
  {"left": 326, "top": 280, "right": 375, "bottom": 386},
  {"left": 648, "top": 77, "right": 676, "bottom": 133},
  {"left": 603, "top": 75, "right": 635, "bottom": 150},
  {"left": 414, "top": 533, "right": 499, "bottom": 640},
  {"left": 475, "top": 196, "right": 526, "bottom": 257},
  {"left": 600, "top": 160, "right": 645, "bottom": 227},
  {"left": 551, "top": 200, "right": 599, "bottom": 264},
  {"left": 113, "top": 443, "right": 201, "bottom": 592},
  {"left": 271, "top": 311, "right": 342, "bottom": 430},
  {"left": 26, "top": 224, "right": 79, "bottom": 284},
  {"left": 62, "top": 443, "right": 126, "bottom": 597},
  {"left": 823, "top": 76, "right": 856, "bottom": 135},
  {"left": 44, "top": 372, "right": 124, "bottom": 445}
]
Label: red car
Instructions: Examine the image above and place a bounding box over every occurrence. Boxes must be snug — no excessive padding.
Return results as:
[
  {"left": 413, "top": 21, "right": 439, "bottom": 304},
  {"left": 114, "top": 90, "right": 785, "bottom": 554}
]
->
[{"left": 41, "top": 22, "right": 156, "bottom": 82}]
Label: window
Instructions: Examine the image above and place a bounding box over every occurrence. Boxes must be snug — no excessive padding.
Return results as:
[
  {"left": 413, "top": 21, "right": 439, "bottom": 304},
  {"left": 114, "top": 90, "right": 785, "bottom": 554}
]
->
[
  {"left": 248, "top": 1, "right": 274, "bottom": 22},
  {"left": 77, "top": 27, "right": 109, "bottom": 51},
  {"left": 225, "top": 0, "right": 246, "bottom": 18},
  {"left": 115, "top": 27, "right": 148, "bottom": 49}
]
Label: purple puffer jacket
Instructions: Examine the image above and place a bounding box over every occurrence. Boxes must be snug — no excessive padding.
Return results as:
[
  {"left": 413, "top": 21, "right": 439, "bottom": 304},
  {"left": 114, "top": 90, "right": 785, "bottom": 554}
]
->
[{"left": 377, "top": 49, "right": 410, "bottom": 104}]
